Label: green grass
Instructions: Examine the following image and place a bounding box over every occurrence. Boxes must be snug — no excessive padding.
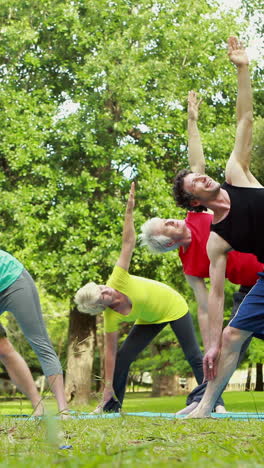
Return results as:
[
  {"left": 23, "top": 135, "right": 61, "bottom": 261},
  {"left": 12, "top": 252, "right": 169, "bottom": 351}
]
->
[{"left": 0, "top": 392, "right": 263, "bottom": 467}]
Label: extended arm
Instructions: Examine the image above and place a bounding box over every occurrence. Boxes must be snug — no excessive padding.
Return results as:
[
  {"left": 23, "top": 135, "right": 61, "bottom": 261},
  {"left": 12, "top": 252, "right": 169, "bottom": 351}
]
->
[
  {"left": 187, "top": 91, "right": 205, "bottom": 174},
  {"left": 203, "top": 232, "right": 228, "bottom": 380},
  {"left": 225, "top": 37, "right": 260, "bottom": 186},
  {"left": 116, "top": 182, "right": 136, "bottom": 271},
  {"left": 185, "top": 274, "right": 209, "bottom": 350},
  {"left": 102, "top": 331, "right": 119, "bottom": 403}
]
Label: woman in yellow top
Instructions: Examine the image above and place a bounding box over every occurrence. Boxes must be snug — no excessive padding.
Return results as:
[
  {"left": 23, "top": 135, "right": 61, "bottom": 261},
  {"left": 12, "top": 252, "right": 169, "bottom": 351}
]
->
[{"left": 75, "top": 183, "right": 203, "bottom": 412}]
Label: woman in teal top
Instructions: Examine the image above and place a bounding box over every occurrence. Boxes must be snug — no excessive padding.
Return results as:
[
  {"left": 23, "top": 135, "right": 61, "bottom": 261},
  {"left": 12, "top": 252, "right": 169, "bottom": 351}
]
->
[
  {"left": 75, "top": 184, "right": 203, "bottom": 413},
  {"left": 0, "top": 250, "right": 68, "bottom": 416}
]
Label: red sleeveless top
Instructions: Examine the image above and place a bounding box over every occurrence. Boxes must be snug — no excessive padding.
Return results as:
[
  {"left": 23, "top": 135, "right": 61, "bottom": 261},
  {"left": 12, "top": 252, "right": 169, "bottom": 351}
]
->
[{"left": 179, "top": 212, "right": 263, "bottom": 285}]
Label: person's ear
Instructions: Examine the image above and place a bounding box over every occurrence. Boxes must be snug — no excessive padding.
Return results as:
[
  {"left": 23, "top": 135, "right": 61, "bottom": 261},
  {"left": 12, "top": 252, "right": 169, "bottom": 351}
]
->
[
  {"left": 165, "top": 240, "right": 178, "bottom": 248},
  {"left": 164, "top": 219, "right": 174, "bottom": 226},
  {"left": 190, "top": 199, "right": 201, "bottom": 207}
]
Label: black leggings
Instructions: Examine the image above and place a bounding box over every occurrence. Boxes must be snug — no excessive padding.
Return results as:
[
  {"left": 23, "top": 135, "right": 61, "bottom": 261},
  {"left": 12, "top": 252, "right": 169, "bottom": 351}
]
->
[{"left": 103, "top": 312, "right": 203, "bottom": 411}]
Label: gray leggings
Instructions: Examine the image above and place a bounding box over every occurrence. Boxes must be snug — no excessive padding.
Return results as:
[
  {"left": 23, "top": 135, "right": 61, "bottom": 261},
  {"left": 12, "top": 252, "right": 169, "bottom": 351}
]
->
[{"left": 0, "top": 269, "right": 62, "bottom": 376}]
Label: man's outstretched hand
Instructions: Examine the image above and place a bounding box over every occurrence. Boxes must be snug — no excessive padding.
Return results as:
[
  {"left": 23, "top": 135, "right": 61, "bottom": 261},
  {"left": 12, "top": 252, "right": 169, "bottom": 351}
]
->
[
  {"left": 188, "top": 90, "right": 202, "bottom": 122},
  {"left": 228, "top": 36, "right": 249, "bottom": 67}
]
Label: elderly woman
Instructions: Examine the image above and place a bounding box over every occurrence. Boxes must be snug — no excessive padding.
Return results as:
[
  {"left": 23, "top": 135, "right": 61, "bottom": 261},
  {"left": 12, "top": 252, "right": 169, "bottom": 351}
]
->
[{"left": 75, "top": 183, "right": 203, "bottom": 412}]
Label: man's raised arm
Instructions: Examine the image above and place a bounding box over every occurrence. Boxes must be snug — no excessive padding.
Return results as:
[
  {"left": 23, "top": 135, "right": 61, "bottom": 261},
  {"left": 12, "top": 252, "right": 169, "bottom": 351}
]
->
[
  {"left": 225, "top": 37, "right": 260, "bottom": 186},
  {"left": 187, "top": 91, "right": 205, "bottom": 174}
]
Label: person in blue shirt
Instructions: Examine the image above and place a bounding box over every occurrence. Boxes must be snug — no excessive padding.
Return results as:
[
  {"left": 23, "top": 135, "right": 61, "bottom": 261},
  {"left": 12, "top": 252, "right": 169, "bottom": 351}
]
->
[{"left": 0, "top": 249, "right": 68, "bottom": 416}]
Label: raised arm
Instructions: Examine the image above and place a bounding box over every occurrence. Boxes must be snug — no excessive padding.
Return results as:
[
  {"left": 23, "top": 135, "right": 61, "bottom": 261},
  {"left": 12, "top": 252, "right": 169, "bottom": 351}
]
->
[
  {"left": 185, "top": 274, "right": 209, "bottom": 350},
  {"left": 225, "top": 37, "right": 260, "bottom": 186},
  {"left": 187, "top": 91, "right": 205, "bottom": 174},
  {"left": 228, "top": 37, "right": 251, "bottom": 123},
  {"left": 203, "top": 232, "right": 229, "bottom": 380},
  {"left": 116, "top": 182, "right": 136, "bottom": 271}
]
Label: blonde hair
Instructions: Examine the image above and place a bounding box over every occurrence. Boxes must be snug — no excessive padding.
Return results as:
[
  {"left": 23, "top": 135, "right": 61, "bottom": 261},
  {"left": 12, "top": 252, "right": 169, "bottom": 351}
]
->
[
  {"left": 74, "top": 282, "right": 105, "bottom": 315},
  {"left": 139, "top": 218, "right": 179, "bottom": 253}
]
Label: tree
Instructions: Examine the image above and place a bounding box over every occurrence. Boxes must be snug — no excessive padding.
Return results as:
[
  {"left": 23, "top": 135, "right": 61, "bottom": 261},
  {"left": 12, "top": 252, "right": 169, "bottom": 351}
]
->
[
  {"left": 247, "top": 340, "right": 264, "bottom": 392},
  {"left": 250, "top": 117, "right": 264, "bottom": 185},
  {"left": 255, "top": 363, "right": 263, "bottom": 392},
  {"left": 65, "top": 307, "right": 96, "bottom": 404},
  {"left": 245, "top": 363, "right": 252, "bottom": 392}
]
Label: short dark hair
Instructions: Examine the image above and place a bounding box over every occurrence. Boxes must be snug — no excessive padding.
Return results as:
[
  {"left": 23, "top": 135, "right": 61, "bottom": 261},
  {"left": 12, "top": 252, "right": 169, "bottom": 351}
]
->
[{"left": 173, "top": 169, "right": 207, "bottom": 212}]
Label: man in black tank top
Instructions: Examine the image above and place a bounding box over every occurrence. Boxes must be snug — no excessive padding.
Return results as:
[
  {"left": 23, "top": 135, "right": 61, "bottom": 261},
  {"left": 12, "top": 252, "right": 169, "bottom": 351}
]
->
[
  {"left": 173, "top": 37, "right": 264, "bottom": 418},
  {"left": 141, "top": 90, "right": 262, "bottom": 415}
]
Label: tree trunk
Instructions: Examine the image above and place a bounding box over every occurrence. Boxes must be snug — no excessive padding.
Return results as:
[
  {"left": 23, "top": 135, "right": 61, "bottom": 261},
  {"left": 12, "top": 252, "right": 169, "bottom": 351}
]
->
[
  {"left": 245, "top": 363, "right": 252, "bottom": 391},
  {"left": 65, "top": 305, "right": 96, "bottom": 405},
  {"left": 254, "top": 363, "right": 263, "bottom": 391},
  {"left": 152, "top": 374, "right": 177, "bottom": 397}
]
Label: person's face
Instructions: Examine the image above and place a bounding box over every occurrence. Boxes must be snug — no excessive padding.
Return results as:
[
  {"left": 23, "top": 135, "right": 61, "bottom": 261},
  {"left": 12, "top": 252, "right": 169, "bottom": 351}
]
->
[
  {"left": 96, "top": 286, "right": 116, "bottom": 307},
  {"left": 183, "top": 173, "right": 220, "bottom": 202},
  {"left": 155, "top": 218, "right": 189, "bottom": 244}
]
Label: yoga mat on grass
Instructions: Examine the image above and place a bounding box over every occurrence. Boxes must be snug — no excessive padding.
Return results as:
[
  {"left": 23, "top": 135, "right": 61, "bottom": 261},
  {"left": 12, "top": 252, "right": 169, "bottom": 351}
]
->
[
  {"left": 127, "top": 411, "right": 264, "bottom": 420},
  {"left": 69, "top": 410, "right": 264, "bottom": 420},
  {"left": 2, "top": 411, "right": 264, "bottom": 421}
]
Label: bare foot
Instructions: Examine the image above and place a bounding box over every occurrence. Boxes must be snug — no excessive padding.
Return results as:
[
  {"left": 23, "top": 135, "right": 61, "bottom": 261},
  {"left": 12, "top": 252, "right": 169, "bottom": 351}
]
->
[
  {"left": 90, "top": 404, "right": 104, "bottom": 415},
  {"left": 185, "top": 405, "right": 212, "bottom": 419},
  {"left": 215, "top": 405, "right": 227, "bottom": 414},
  {"left": 175, "top": 401, "right": 199, "bottom": 415},
  {"left": 32, "top": 402, "right": 45, "bottom": 417},
  {"left": 58, "top": 409, "right": 72, "bottom": 420}
]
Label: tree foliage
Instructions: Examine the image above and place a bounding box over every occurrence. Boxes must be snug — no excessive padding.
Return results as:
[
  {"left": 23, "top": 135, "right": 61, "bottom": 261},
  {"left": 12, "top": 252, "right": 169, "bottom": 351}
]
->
[
  {"left": 0, "top": 0, "right": 249, "bottom": 291},
  {"left": 251, "top": 117, "right": 264, "bottom": 185},
  {"left": 0, "top": 0, "right": 263, "bottom": 387}
]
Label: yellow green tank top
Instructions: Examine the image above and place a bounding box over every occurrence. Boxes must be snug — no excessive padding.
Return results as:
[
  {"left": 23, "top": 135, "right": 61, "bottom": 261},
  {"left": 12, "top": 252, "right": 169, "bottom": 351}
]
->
[{"left": 104, "top": 266, "right": 188, "bottom": 332}]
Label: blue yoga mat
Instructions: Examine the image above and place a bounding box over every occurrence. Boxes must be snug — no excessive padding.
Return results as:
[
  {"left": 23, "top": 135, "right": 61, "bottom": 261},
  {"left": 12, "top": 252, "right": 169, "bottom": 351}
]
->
[
  {"left": 126, "top": 411, "right": 264, "bottom": 420},
  {"left": 2, "top": 411, "right": 264, "bottom": 420}
]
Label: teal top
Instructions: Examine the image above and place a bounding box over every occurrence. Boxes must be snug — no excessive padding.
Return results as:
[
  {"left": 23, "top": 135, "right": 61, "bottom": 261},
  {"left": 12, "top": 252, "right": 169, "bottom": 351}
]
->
[
  {"left": 104, "top": 266, "right": 188, "bottom": 333},
  {"left": 0, "top": 250, "right": 24, "bottom": 293}
]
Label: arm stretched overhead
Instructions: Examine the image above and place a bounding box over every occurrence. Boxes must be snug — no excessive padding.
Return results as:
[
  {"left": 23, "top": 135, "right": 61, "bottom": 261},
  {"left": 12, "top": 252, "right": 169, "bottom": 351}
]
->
[
  {"left": 225, "top": 36, "right": 261, "bottom": 187},
  {"left": 187, "top": 91, "right": 205, "bottom": 174},
  {"left": 116, "top": 182, "right": 136, "bottom": 271}
]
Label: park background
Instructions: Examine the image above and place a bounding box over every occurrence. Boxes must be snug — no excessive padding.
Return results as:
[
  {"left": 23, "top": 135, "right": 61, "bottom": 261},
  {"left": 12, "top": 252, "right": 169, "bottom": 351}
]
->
[{"left": 0, "top": 0, "right": 263, "bottom": 407}]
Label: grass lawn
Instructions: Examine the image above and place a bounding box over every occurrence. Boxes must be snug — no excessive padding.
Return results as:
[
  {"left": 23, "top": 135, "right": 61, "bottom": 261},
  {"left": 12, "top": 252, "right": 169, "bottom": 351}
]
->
[{"left": 0, "top": 391, "right": 263, "bottom": 467}]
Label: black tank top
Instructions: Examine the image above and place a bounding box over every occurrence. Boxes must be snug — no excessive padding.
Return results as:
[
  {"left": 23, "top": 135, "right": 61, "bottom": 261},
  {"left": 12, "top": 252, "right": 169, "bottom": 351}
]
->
[{"left": 211, "top": 182, "right": 264, "bottom": 262}]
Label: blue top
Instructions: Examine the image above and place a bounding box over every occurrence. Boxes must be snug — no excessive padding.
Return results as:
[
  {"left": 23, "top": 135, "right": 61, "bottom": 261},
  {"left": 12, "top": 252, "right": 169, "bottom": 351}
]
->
[{"left": 0, "top": 250, "right": 24, "bottom": 293}]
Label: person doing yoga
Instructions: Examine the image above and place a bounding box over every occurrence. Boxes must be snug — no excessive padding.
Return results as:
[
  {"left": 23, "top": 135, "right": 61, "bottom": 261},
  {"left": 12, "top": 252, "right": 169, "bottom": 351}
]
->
[{"left": 75, "top": 183, "right": 204, "bottom": 413}]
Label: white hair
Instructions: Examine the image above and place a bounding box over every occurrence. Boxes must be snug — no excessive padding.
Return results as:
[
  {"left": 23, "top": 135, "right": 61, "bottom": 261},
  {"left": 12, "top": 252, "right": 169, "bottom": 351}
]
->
[
  {"left": 139, "top": 217, "right": 179, "bottom": 253},
  {"left": 74, "top": 282, "right": 105, "bottom": 315}
]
